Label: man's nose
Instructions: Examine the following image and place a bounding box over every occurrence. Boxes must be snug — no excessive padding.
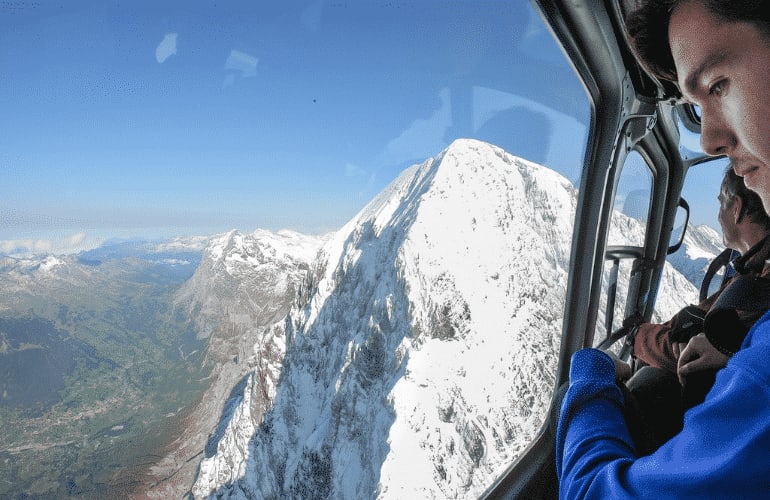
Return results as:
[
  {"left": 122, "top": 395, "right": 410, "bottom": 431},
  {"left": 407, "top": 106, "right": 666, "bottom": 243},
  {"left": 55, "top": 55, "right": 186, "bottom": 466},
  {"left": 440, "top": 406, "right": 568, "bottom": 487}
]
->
[{"left": 700, "top": 110, "right": 735, "bottom": 157}]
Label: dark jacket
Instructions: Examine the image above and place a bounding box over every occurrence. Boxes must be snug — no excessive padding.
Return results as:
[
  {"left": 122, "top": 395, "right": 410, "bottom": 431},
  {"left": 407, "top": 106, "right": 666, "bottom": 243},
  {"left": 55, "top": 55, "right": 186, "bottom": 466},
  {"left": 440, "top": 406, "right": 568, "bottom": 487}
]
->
[{"left": 632, "top": 236, "right": 770, "bottom": 372}]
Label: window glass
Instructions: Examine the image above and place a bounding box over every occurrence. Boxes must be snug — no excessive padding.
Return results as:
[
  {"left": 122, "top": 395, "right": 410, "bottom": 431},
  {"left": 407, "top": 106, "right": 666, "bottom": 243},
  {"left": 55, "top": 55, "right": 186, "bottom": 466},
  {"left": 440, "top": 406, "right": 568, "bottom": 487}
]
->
[
  {"left": 667, "top": 108, "right": 728, "bottom": 311},
  {"left": 595, "top": 152, "right": 652, "bottom": 344},
  {"left": 608, "top": 151, "right": 652, "bottom": 247},
  {"left": 0, "top": 2, "right": 589, "bottom": 497},
  {"left": 670, "top": 156, "right": 730, "bottom": 301}
]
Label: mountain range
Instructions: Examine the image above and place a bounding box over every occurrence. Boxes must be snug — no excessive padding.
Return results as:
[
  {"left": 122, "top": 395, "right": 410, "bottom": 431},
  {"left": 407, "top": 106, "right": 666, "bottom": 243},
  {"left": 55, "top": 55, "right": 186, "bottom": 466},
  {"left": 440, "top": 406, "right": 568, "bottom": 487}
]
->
[{"left": 1, "top": 139, "right": 722, "bottom": 498}]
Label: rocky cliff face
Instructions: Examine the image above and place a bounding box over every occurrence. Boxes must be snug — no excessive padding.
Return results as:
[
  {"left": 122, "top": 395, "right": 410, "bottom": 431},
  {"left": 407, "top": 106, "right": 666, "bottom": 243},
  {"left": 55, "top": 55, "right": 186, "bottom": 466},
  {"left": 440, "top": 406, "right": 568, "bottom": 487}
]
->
[
  {"left": 141, "top": 229, "right": 324, "bottom": 498},
  {"left": 190, "top": 139, "right": 711, "bottom": 498}
]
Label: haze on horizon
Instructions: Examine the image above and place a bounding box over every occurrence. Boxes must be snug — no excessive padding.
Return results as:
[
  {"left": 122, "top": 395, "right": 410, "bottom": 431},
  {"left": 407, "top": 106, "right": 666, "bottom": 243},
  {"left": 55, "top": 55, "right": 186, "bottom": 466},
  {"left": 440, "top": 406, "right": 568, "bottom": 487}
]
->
[{"left": 0, "top": 1, "right": 721, "bottom": 256}]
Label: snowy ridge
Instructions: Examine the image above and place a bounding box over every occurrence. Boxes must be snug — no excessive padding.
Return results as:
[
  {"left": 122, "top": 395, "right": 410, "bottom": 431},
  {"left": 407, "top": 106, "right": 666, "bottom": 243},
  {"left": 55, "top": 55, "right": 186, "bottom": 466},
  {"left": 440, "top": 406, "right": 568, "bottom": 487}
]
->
[
  {"left": 144, "top": 229, "right": 324, "bottom": 498},
  {"left": 206, "top": 229, "right": 322, "bottom": 271},
  {"left": 192, "top": 139, "right": 708, "bottom": 498},
  {"left": 666, "top": 224, "right": 724, "bottom": 291},
  {"left": 176, "top": 229, "right": 325, "bottom": 341},
  {"left": 683, "top": 224, "right": 723, "bottom": 260}
]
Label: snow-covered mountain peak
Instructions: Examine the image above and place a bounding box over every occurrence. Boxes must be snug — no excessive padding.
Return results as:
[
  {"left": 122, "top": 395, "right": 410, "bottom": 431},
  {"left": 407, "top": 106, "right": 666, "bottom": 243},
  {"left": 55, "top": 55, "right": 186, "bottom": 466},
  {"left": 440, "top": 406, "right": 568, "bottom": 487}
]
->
[
  {"left": 322, "top": 137, "right": 576, "bottom": 283},
  {"left": 683, "top": 224, "right": 723, "bottom": 260},
  {"left": 191, "top": 139, "right": 711, "bottom": 499},
  {"left": 346, "top": 138, "right": 573, "bottom": 235},
  {"left": 38, "top": 255, "right": 64, "bottom": 272},
  {"left": 175, "top": 228, "right": 324, "bottom": 343},
  {"left": 193, "top": 139, "right": 583, "bottom": 498},
  {"left": 204, "top": 229, "right": 324, "bottom": 279},
  {"left": 666, "top": 223, "right": 725, "bottom": 294}
]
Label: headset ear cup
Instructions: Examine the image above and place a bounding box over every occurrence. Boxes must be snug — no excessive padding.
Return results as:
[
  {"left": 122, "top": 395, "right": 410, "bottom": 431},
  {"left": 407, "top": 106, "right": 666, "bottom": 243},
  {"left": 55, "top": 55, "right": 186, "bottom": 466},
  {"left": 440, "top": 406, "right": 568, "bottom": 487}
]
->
[
  {"left": 669, "top": 305, "right": 706, "bottom": 343},
  {"left": 704, "top": 308, "right": 747, "bottom": 356}
]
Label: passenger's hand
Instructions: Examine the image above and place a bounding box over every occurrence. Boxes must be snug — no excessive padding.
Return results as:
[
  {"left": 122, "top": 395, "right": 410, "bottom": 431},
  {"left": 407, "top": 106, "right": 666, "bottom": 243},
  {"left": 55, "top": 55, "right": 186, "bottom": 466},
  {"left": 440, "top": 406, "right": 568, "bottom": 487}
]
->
[
  {"left": 677, "top": 333, "right": 729, "bottom": 385},
  {"left": 672, "top": 341, "right": 688, "bottom": 360},
  {"left": 606, "top": 351, "right": 632, "bottom": 382}
]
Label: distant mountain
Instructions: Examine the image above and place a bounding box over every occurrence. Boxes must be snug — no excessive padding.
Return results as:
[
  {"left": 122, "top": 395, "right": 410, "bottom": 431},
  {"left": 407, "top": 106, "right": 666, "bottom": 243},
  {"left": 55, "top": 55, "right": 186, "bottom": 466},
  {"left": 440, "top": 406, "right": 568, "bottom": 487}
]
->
[
  {"left": 191, "top": 139, "right": 706, "bottom": 498},
  {"left": 76, "top": 236, "right": 208, "bottom": 266},
  {"left": 174, "top": 229, "right": 323, "bottom": 344},
  {"left": 140, "top": 229, "right": 324, "bottom": 497},
  {"left": 667, "top": 224, "right": 725, "bottom": 296}
]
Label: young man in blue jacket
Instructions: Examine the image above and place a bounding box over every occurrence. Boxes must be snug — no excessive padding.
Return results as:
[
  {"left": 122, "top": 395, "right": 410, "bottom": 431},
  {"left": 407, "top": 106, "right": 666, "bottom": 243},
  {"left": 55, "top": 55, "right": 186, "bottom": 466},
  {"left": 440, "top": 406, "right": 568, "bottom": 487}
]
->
[{"left": 557, "top": 0, "right": 770, "bottom": 497}]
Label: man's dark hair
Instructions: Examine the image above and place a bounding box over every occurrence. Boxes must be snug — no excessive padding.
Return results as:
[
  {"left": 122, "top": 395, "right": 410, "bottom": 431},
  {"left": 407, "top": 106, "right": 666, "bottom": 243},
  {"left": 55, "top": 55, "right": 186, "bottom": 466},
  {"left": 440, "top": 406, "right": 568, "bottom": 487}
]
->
[
  {"left": 626, "top": 0, "right": 770, "bottom": 82},
  {"left": 723, "top": 166, "right": 770, "bottom": 230}
]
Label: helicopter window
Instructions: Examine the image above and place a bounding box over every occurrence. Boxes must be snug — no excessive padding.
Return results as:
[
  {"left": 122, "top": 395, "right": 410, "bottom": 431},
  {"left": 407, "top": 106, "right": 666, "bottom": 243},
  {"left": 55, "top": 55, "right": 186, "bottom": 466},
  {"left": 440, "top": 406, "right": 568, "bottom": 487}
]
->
[
  {"left": 1, "top": 1, "right": 590, "bottom": 497},
  {"left": 596, "top": 126, "right": 730, "bottom": 348},
  {"left": 610, "top": 151, "right": 652, "bottom": 246},
  {"left": 595, "top": 152, "right": 653, "bottom": 344},
  {"left": 676, "top": 156, "right": 731, "bottom": 298},
  {"left": 691, "top": 104, "right": 702, "bottom": 122}
]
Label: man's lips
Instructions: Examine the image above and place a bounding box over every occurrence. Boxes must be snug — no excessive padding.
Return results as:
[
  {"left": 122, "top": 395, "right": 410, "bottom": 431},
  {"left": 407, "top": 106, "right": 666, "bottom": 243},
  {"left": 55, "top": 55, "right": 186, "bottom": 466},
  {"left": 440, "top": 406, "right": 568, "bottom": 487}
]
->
[{"left": 733, "top": 162, "right": 760, "bottom": 180}]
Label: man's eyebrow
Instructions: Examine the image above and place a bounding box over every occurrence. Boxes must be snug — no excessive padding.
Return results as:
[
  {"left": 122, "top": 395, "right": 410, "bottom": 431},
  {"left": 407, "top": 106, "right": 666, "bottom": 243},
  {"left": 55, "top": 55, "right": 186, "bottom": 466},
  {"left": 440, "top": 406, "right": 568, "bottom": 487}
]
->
[{"left": 683, "top": 49, "right": 730, "bottom": 96}]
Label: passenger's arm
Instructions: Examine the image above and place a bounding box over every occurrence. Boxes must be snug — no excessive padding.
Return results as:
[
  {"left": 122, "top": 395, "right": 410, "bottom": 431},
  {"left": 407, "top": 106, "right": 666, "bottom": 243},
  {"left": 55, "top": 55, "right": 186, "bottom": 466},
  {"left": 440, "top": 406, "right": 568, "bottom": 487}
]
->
[
  {"left": 632, "top": 305, "right": 706, "bottom": 372},
  {"left": 555, "top": 349, "right": 635, "bottom": 497},
  {"left": 632, "top": 321, "right": 679, "bottom": 372},
  {"left": 557, "top": 340, "right": 770, "bottom": 498}
]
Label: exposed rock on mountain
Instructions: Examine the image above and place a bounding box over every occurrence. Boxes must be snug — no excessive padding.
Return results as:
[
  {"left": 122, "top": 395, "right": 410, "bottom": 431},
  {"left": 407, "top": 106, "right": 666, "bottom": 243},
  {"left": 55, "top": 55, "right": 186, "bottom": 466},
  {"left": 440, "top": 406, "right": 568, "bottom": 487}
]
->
[{"left": 142, "top": 229, "right": 324, "bottom": 497}]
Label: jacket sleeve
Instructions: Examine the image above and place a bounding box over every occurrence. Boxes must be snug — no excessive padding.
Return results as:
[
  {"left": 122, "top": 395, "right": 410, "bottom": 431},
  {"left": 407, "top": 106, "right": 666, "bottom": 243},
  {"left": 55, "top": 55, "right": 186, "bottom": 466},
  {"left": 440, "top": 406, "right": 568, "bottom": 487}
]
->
[
  {"left": 633, "top": 300, "right": 715, "bottom": 372},
  {"left": 632, "top": 320, "right": 679, "bottom": 372},
  {"left": 557, "top": 335, "right": 770, "bottom": 498}
]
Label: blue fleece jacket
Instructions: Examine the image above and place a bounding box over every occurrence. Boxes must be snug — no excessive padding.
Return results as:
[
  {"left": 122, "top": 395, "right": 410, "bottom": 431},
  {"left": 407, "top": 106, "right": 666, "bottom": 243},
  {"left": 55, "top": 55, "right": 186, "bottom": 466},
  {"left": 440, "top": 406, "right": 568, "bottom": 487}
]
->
[{"left": 556, "top": 309, "right": 770, "bottom": 499}]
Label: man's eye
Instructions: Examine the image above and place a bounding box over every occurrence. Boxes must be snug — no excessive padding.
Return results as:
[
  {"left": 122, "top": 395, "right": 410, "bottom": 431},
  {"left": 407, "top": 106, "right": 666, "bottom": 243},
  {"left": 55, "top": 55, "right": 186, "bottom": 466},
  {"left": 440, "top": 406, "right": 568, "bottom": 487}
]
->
[{"left": 709, "top": 79, "right": 727, "bottom": 96}]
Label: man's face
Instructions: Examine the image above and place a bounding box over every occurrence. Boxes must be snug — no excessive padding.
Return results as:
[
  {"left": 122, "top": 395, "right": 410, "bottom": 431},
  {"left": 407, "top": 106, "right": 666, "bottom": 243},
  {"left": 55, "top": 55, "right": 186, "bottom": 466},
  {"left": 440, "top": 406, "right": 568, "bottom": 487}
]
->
[
  {"left": 717, "top": 183, "right": 738, "bottom": 249},
  {"left": 669, "top": 1, "right": 770, "bottom": 212}
]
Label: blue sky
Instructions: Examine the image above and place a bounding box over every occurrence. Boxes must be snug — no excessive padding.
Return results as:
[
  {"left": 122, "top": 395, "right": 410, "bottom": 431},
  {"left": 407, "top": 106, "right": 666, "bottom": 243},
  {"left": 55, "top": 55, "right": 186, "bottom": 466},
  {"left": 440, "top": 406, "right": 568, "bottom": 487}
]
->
[{"left": 0, "top": 1, "right": 716, "bottom": 255}]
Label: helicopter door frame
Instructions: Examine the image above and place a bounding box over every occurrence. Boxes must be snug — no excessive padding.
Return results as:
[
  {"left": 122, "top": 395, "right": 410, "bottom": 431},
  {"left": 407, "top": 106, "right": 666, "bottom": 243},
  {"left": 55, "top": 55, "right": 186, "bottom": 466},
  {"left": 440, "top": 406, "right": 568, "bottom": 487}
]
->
[{"left": 482, "top": 0, "right": 688, "bottom": 496}]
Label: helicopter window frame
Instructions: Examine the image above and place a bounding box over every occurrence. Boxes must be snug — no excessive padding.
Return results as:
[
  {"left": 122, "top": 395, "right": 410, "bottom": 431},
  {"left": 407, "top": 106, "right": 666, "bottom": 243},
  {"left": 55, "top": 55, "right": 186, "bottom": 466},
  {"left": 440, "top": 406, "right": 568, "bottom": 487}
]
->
[{"left": 595, "top": 150, "right": 654, "bottom": 348}]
